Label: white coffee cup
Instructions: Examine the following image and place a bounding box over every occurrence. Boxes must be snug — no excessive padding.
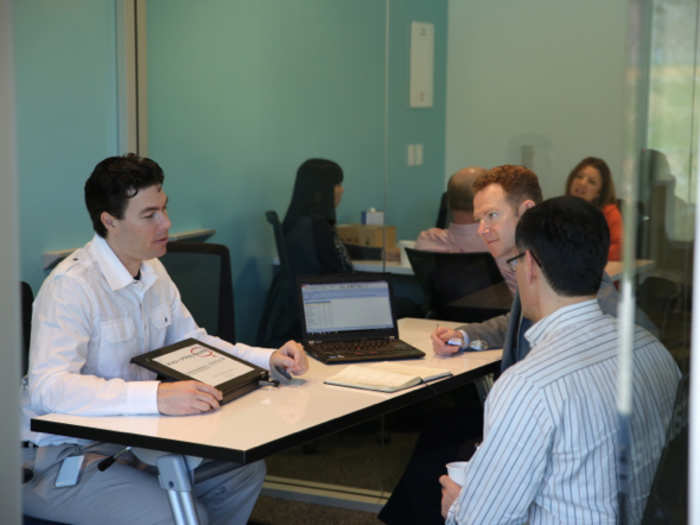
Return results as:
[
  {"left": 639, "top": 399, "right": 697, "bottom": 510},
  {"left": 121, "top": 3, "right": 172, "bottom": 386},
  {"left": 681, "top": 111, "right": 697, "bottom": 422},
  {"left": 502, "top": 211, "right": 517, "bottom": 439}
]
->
[{"left": 446, "top": 461, "right": 468, "bottom": 485}]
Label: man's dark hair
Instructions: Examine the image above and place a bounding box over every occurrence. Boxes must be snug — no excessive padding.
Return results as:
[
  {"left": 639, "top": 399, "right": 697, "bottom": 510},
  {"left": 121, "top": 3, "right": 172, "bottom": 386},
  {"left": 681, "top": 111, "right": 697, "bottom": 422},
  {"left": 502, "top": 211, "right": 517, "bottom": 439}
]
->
[
  {"left": 515, "top": 196, "right": 610, "bottom": 296},
  {"left": 85, "top": 154, "right": 165, "bottom": 237},
  {"left": 473, "top": 165, "right": 543, "bottom": 212}
]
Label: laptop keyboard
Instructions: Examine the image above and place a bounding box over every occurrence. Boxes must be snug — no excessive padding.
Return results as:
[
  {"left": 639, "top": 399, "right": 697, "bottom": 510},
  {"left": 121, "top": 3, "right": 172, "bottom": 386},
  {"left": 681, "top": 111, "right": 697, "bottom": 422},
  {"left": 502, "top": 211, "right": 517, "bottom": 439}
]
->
[
  {"left": 306, "top": 339, "right": 424, "bottom": 363},
  {"left": 310, "top": 339, "right": 393, "bottom": 356}
]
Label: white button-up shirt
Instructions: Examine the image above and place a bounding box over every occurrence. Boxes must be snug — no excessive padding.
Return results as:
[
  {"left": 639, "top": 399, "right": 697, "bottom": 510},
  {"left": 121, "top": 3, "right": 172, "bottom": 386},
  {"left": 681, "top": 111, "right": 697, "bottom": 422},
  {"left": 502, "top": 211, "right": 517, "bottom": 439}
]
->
[{"left": 22, "top": 235, "right": 273, "bottom": 446}]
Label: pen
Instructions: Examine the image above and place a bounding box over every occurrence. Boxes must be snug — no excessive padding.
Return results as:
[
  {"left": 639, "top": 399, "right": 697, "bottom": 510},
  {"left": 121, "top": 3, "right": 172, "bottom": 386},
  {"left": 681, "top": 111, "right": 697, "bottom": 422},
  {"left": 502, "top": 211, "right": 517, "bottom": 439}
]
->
[{"left": 275, "top": 365, "right": 292, "bottom": 381}]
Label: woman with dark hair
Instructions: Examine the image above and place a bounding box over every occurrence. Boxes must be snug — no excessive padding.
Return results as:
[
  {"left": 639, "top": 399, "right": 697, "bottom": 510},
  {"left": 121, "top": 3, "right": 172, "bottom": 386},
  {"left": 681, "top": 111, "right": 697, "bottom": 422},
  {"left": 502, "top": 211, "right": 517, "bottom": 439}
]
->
[
  {"left": 565, "top": 156, "right": 622, "bottom": 261},
  {"left": 283, "top": 158, "right": 353, "bottom": 274},
  {"left": 258, "top": 158, "right": 351, "bottom": 347}
]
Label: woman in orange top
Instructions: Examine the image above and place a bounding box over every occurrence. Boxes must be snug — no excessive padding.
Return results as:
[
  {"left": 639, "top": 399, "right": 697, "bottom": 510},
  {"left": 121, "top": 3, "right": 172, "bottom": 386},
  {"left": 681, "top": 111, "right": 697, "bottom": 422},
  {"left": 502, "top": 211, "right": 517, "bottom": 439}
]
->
[{"left": 565, "top": 157, "right": 622, "bottom": 260}]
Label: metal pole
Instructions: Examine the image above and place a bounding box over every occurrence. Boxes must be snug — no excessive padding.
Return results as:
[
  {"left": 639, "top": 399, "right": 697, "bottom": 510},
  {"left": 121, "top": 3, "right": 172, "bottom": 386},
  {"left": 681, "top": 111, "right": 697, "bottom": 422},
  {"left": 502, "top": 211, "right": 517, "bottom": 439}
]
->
[{"left": 157, "top": 454, "right": 201, "bottom": 525}]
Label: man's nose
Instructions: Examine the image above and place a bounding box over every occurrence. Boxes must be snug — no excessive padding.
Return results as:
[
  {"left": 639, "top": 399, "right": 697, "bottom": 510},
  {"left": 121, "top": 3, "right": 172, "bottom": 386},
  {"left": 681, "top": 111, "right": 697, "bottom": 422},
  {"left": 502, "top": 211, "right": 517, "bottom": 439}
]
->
[{"left": 161, "top": 212, "right": 172, "bottom": 231}]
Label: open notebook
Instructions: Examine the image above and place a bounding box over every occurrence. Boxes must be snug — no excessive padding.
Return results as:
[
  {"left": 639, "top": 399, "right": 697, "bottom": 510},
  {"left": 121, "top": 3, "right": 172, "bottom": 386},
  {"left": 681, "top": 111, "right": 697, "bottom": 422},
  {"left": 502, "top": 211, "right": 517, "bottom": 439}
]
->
[{"left": 324, "top": 362, "right": 452, "bottom": 393}]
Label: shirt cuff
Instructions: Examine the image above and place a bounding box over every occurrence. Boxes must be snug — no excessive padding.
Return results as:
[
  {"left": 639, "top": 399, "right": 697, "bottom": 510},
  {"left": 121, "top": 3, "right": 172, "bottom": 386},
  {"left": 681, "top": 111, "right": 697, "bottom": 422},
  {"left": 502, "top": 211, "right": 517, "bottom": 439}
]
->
[
  {"left": 233, "top": 342, "right": 275, "bottom": 370},
  {"left": 446, "top": 489, "right": 463, "bottom": 525},
  {"left": 458, "top": 330, "right": 470, "bottom": 350},
  {"left": 126, "top": 380, "right": 160, "bottom": 414}
]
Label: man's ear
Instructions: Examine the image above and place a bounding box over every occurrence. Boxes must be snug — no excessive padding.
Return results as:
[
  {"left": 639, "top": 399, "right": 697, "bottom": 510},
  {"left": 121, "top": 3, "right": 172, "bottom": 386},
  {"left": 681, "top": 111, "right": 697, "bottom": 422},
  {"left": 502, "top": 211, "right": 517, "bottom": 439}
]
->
[
  {"left": 525, "top": 250, "right": 539, "bottom": 284},
  {"left": 518, "top": 199, "right": 536, "bottom": 216},
  {"left": 100, "top": 211, "right": 117, "bottom": 233}
]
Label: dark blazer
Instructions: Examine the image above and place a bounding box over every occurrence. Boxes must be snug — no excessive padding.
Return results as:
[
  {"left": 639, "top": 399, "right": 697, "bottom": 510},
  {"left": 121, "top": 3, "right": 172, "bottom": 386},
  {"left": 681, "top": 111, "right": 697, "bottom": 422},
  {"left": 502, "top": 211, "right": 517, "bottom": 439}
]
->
[{"left": 459, "top": 273, "right": 658, "bottom": 372}]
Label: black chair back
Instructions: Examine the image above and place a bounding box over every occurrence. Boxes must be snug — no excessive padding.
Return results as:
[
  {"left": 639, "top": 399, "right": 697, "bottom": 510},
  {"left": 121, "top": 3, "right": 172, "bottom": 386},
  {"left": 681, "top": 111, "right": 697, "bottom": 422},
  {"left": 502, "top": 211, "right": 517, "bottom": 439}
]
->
[
  {"left": 405, "top": 248, "right": 504, "bottom": 321},
  {"left": 257, "top": 210, "right": 301, "bottom": 347},
  {"left": 435, "top": 192, "right": 448, "bottom": 229},
  {"left": 617, "top": 198, "right": 649, "bottom": 259},
  {"left": 266, "top": 210, "right": 293, "bottom": 281},
  {"left": 20, "top": 281, "right": 33, "bottom": 377},
  {"left": 642, "top": 373, "right": 688, "bottom": 524},
  {"left": 160, "top": 242, "right": 235, "bottom": 343}
]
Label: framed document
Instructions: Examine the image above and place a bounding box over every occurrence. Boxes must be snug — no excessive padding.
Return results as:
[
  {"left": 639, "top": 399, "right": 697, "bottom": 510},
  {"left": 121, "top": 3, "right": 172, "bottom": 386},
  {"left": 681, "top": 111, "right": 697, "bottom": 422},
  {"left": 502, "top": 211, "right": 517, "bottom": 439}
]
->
[{"left": 131, "top": 338, "right": 269, "bottom": 404}]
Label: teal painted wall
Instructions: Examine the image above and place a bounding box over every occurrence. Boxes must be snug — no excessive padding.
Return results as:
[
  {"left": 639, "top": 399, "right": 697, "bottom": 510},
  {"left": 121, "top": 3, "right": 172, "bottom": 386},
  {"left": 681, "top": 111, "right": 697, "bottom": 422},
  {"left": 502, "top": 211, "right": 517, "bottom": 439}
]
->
[
  {"left": 14, "top": 0, "right": 119, "bottom": 292},
  {"left": 14, "top": 0, "right": 627, "bottom": 342},
  {"left": 387, "top": 0, "right": 447, "bottom": 240},
  {"left": 445, "top": 0, "right": 628, "bottom": 198},
  {"left": 146, "top": 0, "right": 447, "bottom": 342},
  {"left": 12, "top": 1, "right": 448, "bottom": 343}
]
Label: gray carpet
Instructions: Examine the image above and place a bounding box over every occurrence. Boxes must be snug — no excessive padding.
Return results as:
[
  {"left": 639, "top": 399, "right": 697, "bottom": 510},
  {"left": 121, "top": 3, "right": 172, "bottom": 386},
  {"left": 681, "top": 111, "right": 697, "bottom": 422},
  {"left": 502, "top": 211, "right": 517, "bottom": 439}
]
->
[
  {"left": 250, "top": 420, "right": 420, "bottom": 524},
  {"left": 248, "top": 388, "right": 479, "bottom": 524},
  {"left": 250, "top": 495, "right": 385, "bottom": 525}
]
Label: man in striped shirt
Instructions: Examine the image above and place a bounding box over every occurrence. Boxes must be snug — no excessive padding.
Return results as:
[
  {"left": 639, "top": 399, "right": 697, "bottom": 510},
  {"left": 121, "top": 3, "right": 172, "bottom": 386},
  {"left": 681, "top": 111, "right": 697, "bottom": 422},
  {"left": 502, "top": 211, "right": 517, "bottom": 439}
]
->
[
  {"left": 440, "top": 196, "right": 680, "bottom": 524},
  {"left": 380, "top": 166, "right": 653, "bottom": 525}
]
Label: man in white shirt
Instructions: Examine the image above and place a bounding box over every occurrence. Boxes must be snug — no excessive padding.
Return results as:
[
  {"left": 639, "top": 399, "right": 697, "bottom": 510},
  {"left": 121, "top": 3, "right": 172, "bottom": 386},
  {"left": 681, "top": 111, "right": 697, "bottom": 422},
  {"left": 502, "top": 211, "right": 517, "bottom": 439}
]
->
[
  {"left": 439, "top": 196, "right": 679, "bottom": 524},
  {"left": 22, "top": 154, "right": 308, "bottom": 525}
]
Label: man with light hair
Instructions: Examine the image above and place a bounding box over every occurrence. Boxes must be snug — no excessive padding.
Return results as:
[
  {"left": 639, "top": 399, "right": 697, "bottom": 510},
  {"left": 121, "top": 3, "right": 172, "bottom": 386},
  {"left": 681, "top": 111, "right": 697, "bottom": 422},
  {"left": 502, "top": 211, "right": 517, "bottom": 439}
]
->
[{"left": 416, "top": 166, "right": 517, "bottom": 294}]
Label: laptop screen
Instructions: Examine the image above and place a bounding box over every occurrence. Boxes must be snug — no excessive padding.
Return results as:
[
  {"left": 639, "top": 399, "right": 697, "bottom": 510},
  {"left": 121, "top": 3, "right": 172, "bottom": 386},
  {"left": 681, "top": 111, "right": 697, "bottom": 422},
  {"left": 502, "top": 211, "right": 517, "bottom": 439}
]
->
[{"left": 301, "top": 280, "right": 394, "bottom": 334}]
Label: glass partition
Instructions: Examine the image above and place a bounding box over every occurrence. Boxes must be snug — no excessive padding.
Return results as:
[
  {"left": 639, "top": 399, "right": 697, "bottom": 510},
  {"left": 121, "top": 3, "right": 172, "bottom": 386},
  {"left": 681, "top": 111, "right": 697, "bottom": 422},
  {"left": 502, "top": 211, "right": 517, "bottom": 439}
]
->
[
  {"left": 144, "top": 0, "right": 407, "bottom": 517},
  {"left": 142, "top": 0, "right": 693, "bottom": 521},
  {"left": 619, "top": 1, "right": 695, "bottom": 521}
]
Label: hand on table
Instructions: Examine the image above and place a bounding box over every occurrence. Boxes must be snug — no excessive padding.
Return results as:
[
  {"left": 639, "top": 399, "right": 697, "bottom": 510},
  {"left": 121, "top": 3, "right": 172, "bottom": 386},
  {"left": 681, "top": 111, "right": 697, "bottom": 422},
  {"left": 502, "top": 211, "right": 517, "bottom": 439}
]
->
[
  {"left": 432, "top": 327, "right": 462, "bottom": 356},
  {"left": 270, "top": 340, "right": 308, "bottom": 377},
  {"left": 439, "top": 474, "right": 461, "bottom": 518},
  {"left": 157, "top": 380, "right": 222, "bottom": 415}
]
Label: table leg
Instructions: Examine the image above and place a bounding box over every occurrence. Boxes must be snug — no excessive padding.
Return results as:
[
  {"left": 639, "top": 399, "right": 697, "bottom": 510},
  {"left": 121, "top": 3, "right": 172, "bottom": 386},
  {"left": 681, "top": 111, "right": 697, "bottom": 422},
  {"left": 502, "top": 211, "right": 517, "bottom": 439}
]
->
[{"left": 156, "top": 454, "right": 201, "bottom": 525}]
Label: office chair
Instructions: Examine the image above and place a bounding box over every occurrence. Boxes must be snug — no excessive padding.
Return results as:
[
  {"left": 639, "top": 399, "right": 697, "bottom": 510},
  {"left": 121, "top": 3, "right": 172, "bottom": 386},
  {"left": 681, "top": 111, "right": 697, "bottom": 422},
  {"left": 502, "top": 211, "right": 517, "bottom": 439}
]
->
[
  {"left": 257, "top": 210, "right": 300, "bottom": 347},
  {"left": 21, "top": 281, "right": 33, "bottom": 377},
  {"left": 266, "top": 210, "right": 293, "bottom": 282},
  {"left": 160, "top": 242, "right": 235, "bottom": 343},
  {"left": 21, "top": 281, "right": 68, "bottom": 525},
  {"left": 642, "top": 373, "right": 688, "bottom": 524},
  {"left": 616, "top": 198, "right": 649, "bottom": 259},
  {"left": 405, "top": 248, "right": 504, "bottom": 322},
  {"left": 435, "top": 191, "right": 448, "bottom": 229}
]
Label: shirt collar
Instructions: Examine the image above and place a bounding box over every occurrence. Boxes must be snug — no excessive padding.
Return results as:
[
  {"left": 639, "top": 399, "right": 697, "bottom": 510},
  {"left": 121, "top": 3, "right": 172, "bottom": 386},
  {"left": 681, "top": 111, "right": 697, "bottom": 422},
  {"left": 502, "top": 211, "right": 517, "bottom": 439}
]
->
[
  {"left": 447, "top": 222, "right": 479, "bottom": 236},
  {"left": 88, "top": 234, "right": 158, "bottom": 292},
  {"left": 524, "top": 299, "right": 601, "bottom": 350}
]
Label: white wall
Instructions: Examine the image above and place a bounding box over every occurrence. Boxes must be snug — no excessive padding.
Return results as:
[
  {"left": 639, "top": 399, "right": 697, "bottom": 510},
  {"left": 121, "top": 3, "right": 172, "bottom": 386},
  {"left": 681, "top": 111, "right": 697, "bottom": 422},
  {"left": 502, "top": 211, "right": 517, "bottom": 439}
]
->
[
  {"left": 445, "top": 0, "right": 628, "bottom": 198},
  {"left": 0, "top": 0, "right": 22, "bottom": 521}
]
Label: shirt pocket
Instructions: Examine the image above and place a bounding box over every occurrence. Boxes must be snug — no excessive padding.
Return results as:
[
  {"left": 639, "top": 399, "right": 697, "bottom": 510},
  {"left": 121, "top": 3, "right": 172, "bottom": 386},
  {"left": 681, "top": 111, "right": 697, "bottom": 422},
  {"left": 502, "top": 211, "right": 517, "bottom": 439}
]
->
[
  {"left": 148, "top": 305, "right": 173, "bottom": 342},
  {"left": 101, "top": 317, "right": 135, "bottom": 343},
  {"left": 97, "top": 317, "right": 137, "bottom": 378}
]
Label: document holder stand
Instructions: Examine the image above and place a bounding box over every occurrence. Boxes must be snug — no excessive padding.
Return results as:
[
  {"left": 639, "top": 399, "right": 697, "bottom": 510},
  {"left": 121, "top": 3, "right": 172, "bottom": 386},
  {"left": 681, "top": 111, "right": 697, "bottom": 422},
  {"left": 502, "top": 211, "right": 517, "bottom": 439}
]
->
[{"left": 131, "top": 338, "right": 269, "bottom": 404}]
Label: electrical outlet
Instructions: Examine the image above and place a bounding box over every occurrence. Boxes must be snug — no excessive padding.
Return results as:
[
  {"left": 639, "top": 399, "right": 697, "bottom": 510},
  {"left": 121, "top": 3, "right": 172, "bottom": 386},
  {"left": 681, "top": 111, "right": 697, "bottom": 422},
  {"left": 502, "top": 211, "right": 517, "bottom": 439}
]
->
[{"left": 415, "top": 144, "right": 423, "bottom": 165}]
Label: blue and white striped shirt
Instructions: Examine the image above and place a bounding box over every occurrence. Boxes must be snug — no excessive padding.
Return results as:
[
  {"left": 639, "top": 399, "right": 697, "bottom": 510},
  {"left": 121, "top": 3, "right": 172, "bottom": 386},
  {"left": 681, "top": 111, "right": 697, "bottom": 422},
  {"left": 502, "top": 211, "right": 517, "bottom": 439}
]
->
[{"left": 447, "top": 300, "right": 680, "bottom": 525}]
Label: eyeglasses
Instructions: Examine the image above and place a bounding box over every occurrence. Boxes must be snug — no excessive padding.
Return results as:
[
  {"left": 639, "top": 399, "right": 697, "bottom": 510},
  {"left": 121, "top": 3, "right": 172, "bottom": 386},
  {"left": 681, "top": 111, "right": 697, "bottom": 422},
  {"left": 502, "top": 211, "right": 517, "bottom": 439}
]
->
[{"left": 506, "top": 250, "right": 541, "bottom": 271}]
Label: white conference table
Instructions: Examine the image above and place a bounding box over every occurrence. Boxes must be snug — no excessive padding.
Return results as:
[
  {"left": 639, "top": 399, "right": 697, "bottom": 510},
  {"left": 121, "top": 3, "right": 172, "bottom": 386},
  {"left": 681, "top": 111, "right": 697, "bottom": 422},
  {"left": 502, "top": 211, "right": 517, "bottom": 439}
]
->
[{"left": 31, "top": 318, "right": 501, "bottom": 465}]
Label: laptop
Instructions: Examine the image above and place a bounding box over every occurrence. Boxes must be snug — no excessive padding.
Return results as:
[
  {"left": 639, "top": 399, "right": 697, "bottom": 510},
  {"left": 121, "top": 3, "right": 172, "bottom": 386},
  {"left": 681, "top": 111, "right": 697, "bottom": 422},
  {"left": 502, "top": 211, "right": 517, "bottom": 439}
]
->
[{"left": 298, "top": 274, "right": 425, "bottom": 364}]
